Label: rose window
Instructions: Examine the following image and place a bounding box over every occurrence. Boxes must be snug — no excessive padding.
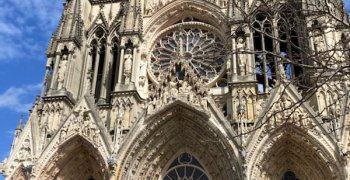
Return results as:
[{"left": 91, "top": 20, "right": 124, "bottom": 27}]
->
[
  {"left": 163, "top": 152, "right": 210, "bottom": 180},
  {"left": 151, "top": 27, "right": 225, "bottom": 84}
]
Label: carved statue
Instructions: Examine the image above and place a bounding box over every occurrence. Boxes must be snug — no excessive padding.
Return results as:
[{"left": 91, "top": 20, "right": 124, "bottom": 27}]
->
[
  {"left": 139, "top": 54, "right": 148, "bottom": 87},
  {"left": 60, "top": 125, "right": 68, "bottom": 141},
  {"left": 124, "top": 48, "right": 133, "bottom": 84},
  {"left": 57, "top": 54, "right": 68, "bottom": 90},
  {"left": 278, "top": 64, "right": 287, "bottom": 82},
  {"left": 237, "top": 36, "right": 246, "bottom": 76}
]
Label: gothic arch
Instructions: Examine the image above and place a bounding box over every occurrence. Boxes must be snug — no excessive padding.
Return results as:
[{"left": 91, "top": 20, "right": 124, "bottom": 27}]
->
[
  {"left": 114, "top": 101, "right": 241, "bottom": 180},
  {"left": 36, "top": 135, "right": 109, "bottom": 180},
  {"left": 9, "top": 165, "right": 26, "bottom": 180},
  {"left": 247, "top": 125, "right": 345, "bottom": 180},
  {"left": 143, "top": 0, "right": 228, "bottom": 51}
]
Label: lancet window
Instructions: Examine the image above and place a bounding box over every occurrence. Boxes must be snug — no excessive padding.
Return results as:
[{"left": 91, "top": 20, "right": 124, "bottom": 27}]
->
[
  {"left": 252, "top": 7, "right": 304, "bottom": 93},
  {"left": 90, "top": 28, "right": 107, "bottom": 101},
  {"left": 110, "top": 36, "right": 120, "bottom": 93},
  {"left": 163, "top": 152, "right": 209, "bottom": 180}
]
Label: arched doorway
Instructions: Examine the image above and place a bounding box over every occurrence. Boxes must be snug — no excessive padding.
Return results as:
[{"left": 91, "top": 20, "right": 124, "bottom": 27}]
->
[
  {"left": 249, "top": 126, "right": 343, "bottom": 180},
  {"left": 115, "top": 101, "right": 240, "bottom": 180},
  {"left": 37, "top": 136, "right": 109, "bottom": 180}
]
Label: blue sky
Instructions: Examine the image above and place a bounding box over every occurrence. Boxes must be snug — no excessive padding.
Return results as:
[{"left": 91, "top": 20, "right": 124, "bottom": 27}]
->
[
  {"left": 0, "top": 0, "right": 349, "bottom": 179},
  {"left": 0, "top": 0, "right": 62, "bottom": 179}
]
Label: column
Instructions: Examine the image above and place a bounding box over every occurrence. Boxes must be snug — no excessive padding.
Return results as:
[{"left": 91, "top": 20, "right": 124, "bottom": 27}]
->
[
  {"left": 63, "top": 53, "right": 73, "bottom": 90},
  {"left": 131, "top": 46, "right": 138, "bottom": 84},
  {"left": 92, "top": 47, "right": 101, "bottom": 95},
  {"left": 82, "top": 47, "right": 93, "bottom": 95},
  {"left": 99, "top": 45, "right": 113, "bottom": 103},
  {"left": 232, "top": 32, "right": 237, "bottom": 80},
  {"left": 49, "top": 54, "right": 61, "bottom": 91},
  {"left": 117, "top": 47, "right": 125, "bottom": 84}
]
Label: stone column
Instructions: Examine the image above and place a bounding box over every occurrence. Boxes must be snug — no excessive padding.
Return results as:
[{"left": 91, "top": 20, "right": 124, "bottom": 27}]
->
[
  {"left": 63, "top": 53, "right": 73, "bottom": 90},
  {"left": 82, "top": 47, "right": 93, "bottom": 95},
  {"left": 92, "top": 47, "right": 101, "bottom": 95},
  {"left": 42, "top": 57, "right": 53, "bottom": 96},
  {"left": 49, "top": 53, "right": 61, "bottom": 91},
  {"left": 99, "top": 44, "right": 113, "bottom": 103},
  {"left": 232, "top": 32, "right": 237, "bottom": 80},
  {"left": 131, "top": 46, "right": 138, "bottom": 84},
  {"left": 117, "top": 47, "right": 125, "bottom": 84}
]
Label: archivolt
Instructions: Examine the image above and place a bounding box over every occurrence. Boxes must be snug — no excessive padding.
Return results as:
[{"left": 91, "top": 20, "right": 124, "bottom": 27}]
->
[
  {"left": 36, "top": 135, "right": 109, "bottom": 180},
  {"left": 115, "top": 101, "right": 241, "bottom": 180},
  {"left": 248, "top": 125, "right": 345, "bottom": 180},
  {"left": 143, "top": 0, "right": 228, "bottom": 52}
]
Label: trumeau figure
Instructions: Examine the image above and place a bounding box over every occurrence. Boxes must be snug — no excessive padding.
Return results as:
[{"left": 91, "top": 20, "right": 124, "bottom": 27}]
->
[
  {"left": 123, "top": 48, "right": 133, "bottom": 84},
  {"left": 2, "top": 0, "right": 350, "bottom": 180}
]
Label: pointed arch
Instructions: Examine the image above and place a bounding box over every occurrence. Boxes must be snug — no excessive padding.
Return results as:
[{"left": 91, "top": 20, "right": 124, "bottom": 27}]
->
[
  {"left": 36, "top": 135, "right": 109, "bottom": 180},
  {"left": 143, "top": 0, "right": 229, "bottom": 53},
  {"left": 114, "top": 101, "right": 241, "bottom": 180},
  {"left": 247, "top": 125, "right": 345, "bottom": 180},
  {"left": 10, "top": 165, "right": 27, "bottom": 180}
]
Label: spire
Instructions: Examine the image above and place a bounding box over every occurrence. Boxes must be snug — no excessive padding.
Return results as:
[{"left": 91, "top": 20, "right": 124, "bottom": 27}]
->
[
  {"left": 15, "top": 115, "right": 23, "bottom": 131},
  {"left": 54, "top": 0, "right": 83, "bottom": 46}
]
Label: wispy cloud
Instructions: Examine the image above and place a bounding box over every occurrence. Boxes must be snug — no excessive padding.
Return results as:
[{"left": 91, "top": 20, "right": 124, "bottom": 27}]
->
[
  {"left": 0, "top": 83, "right": 42, "bottom": 113},
  {"left": 0, "top": 0, "right": 62, "bottom": 62}
]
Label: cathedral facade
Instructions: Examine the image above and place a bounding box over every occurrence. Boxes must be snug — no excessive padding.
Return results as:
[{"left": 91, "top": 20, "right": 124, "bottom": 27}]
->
[{"left": 1, "top": 0, "right": 350, "bottom": 179}]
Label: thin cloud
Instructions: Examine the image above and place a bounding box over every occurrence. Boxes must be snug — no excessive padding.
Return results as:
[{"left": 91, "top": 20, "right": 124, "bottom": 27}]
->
[
  {"left": 0, "top": 0, "right": 62, "bottom": 62},
  {"left": 0, "top": 83, "right": 42, "bottom": 113}
]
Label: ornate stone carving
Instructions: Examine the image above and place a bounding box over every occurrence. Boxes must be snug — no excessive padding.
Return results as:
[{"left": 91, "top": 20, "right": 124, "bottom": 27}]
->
[
  {"left": 57, "top": 54, "right": 68, "bottom": 90},
  {"left": 59, "top": 107, "right": 101, "bottom": 146},
  {"left": 139, "top": 54, "right": 148, "bottom": 87},
  {"left": 123, "top": 48, "right": 133, "bottom": 84}
]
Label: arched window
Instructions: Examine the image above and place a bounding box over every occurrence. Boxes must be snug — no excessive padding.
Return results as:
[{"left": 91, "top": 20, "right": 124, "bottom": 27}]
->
[
  {"left": 253, "top": 13, "right": 274, "bottom": 93},
  {"left": 252, "top": 6, "right": 304, "bottom": 93},
  {"left": 163, "top": 152, "right": 209, "bottom": 180},
  {"left": 90, "top": 28, "right": 107, "bottom": 101}
]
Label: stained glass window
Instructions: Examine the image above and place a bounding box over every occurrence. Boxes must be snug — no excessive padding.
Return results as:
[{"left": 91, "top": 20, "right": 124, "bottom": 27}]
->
[
  {"left": 151, "top": 27, "right": 225, "bottom": 84},
  {"left": 163, "top": 152, "right": 210, "bottom": 180}
]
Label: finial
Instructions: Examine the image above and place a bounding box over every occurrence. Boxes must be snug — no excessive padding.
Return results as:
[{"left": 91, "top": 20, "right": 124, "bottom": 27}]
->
[{"left": 16, "top": 115, "right": 23, "bottom": 130}]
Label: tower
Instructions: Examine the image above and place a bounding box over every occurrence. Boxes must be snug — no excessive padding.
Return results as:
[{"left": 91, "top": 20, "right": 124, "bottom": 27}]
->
[{"left": 1, "top": 0, "right": 350, "bottom": 179}]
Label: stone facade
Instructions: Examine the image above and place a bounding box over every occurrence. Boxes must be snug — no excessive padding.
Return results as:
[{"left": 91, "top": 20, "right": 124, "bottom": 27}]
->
[{"left": 1, "top": 0, "right": 350, "bottom": 179}]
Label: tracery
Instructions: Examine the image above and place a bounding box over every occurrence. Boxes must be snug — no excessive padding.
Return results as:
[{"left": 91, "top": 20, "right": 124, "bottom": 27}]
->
[
  {"left": 151, "top": 23, "right": 226, "bottom": 84},
  {"left": 163, "top": 152, "right": 210, "bottom": 180}
]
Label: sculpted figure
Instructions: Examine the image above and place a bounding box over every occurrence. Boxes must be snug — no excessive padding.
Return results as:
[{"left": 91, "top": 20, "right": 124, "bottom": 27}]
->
[
  {"left": 57, "top": 54, "right": 68, "bottom": 90},
  {"left": 60, "top": 125, "right": 68, "bottom": 141},
  {"left": 237, "top": 36, "right": 246, "bottom": 75},
  {"left": 145, "top": 0, "right": 157, "bottom": 15},
  {"left": 169, "top": 78, "right": 178, "bottom": 96},
  {"left": 139, "top": 54, "right": 148, "bottom": 87},
  {"left": 124, "top": 48, "right": 133, "bottom": 84},
  {"left": 278, "top": 64, "right": 287, "bottom": 82}
]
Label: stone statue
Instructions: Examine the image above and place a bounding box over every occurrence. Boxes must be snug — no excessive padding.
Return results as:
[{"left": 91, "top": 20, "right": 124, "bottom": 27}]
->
[
  {"left": 124, "top": 48, "right": 133, "bottom": 84},
  {"left": 139, "top": 54, "right": 148, "bottom": 87},
  {"left": 237, "top": 36, "right": 246, "bottom": 75},
  {"left": 57, "top": 54, "right": 68, "bottom": 90},
  {"left": 278, "top": 64, "right": 287, "bottom": 82}
]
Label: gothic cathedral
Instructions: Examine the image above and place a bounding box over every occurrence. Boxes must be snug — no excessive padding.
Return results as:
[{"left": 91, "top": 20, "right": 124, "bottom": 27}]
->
[{"left": 1, "top": 0, "right": 350, "bottom": 179}]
